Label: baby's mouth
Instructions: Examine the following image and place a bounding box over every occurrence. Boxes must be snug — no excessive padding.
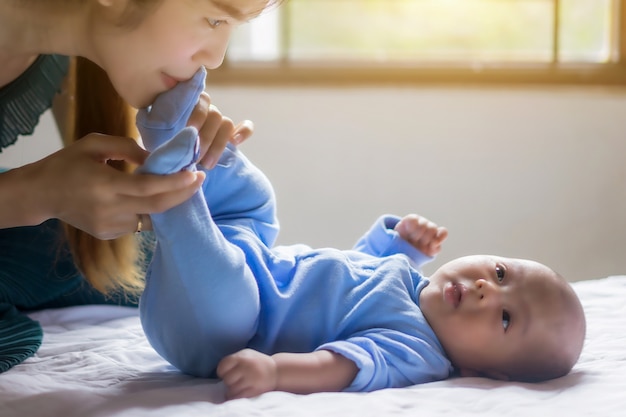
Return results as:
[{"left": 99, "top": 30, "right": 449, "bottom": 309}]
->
[{"left": 444, "top": 282, "right": 465, "bottom": 308}]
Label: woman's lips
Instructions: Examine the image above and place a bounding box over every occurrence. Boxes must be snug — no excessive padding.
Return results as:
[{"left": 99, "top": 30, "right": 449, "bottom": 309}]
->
[
  {"left": 444, "top": 282, "right": 465, "bottom": 308},
  {"left": 161, "top": 73, "right": 180, "bottom": 89}
]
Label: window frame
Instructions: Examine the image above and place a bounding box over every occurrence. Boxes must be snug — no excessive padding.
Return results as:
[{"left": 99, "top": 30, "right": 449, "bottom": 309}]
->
[{"left": 209, "top": 0, "right": 626, "bottom": 87}]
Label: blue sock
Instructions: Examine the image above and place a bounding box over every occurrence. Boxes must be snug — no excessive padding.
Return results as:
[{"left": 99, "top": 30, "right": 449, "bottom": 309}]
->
[
  {"left": 136, "top": 67, "right": 206, "bottom": 152},
  {"left": 136, "top": 127, "right": 200, "bottom": 176}
]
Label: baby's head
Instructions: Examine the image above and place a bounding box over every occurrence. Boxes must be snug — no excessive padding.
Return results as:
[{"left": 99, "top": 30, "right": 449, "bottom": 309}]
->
[{"left": 420, "top": 255, "right": 585, "bottom": 382}]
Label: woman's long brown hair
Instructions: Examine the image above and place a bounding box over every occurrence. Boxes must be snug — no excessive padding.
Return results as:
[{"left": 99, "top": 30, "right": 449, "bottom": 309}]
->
[
  {"left": 59, "top": 0, "right": 286, "bottom": 296},
  {"left": 62, "top": 57, "right": 144, "bottom": 297}
]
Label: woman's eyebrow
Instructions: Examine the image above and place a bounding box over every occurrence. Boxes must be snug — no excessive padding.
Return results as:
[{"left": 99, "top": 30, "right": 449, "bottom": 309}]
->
[{"left": 208, "top": 0, "right": 246, "bottom": 21}]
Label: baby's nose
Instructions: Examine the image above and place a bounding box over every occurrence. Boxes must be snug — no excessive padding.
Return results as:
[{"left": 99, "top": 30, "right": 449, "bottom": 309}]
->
[{"left": 475, "top": 278, "right": 501, "bottom": 305}]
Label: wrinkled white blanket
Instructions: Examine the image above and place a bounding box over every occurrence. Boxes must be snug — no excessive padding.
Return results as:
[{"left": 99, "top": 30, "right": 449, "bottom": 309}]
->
[{"left": 0, "top": 276, "right": 624, "bottom": 417}]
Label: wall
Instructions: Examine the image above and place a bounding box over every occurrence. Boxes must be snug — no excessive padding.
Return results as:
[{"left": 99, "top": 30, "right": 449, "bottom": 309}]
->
[
  {"left": 2, "top": 86, "right": 625, "bottom": 281},
  {"left": 208, "top": 85, "right": 626, "bottom": 282},
  {"left": 1, "top": 110, "right": 62, "bottom": 168}
]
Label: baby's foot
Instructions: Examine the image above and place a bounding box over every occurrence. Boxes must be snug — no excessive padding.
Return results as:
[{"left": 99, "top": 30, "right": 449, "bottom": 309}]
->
[
  {"left": 136, "top": 67, "right": 206, "bottom": 151},
  {"left": 136, "top": 127, "right": 200, "bottom": 176}
]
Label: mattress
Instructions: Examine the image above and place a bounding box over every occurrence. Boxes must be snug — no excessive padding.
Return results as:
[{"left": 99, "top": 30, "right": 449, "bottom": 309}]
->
[{"left": 1, "top": 275, "right": 624, "bottom": 417}]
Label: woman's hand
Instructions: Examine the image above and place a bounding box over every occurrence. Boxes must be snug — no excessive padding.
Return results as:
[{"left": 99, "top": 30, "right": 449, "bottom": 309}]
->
[
  {"left": 136, "top": 66, "right": 253, "bottom": 170},
  {"left": 12, "top": 133, "right": 204, "bottom": 239},
  {"left": 186, "top": 91, "right": 254, "bottom": 169},
  {"left": 394, "top": 214, "right": 448, "bottom": 257}
]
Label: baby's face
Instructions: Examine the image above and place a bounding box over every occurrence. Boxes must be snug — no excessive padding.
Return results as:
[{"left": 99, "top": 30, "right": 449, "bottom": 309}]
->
[{"left": 419, "top": 255, "right": 574, "bottom": 380}]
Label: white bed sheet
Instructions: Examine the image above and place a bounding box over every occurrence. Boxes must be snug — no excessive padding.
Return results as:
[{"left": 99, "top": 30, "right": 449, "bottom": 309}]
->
[{"left": 1, "top": 275, "right": 624, "bottom": 417}]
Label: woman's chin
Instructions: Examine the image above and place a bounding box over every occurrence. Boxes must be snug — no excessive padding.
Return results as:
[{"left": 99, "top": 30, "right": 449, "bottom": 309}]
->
[{"left": 127, "top": 92, "right": 159, "bottom": 110}]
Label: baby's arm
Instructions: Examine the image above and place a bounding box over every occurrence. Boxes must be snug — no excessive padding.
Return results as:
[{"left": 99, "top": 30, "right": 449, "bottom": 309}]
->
[
  {"left": 217, "top": 349, "right": 358, "bottom": 399},
  {"left": 394, "top": 214, "right": 448, "bottom": 257},
  {"left": 352, "top": 214, "right": 446, "bottom": 268}
]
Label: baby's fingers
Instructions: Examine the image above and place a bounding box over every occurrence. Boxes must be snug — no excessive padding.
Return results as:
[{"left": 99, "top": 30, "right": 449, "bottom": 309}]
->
[
  {"left": 434, "top": 227, "right": 448, "bottom": 244},
  {"left": 217, "top": 354, "right": 239, "bottom": 378},
  {"left": 395, "top": 215, "right": 421, "bottom": 240},
  {"left": 225, "top": 381, "right": 256, "bottom": 400},
  {"left": 218, "top": 364, "right": 256, "bottom": 400},
  {"left": 423, "top": 227, "right": 449, "bottom": 256},
  {"left": 405, "top": 217, "right": 433, "bottom": 245}
]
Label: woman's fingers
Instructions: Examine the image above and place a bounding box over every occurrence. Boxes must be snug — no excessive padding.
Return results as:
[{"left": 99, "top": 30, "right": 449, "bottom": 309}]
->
[
  {"left": 30, "top": 133, "right": 206, "bottom": 239},
  {"left": 231, "top": 120, "right": 254, "bottom": 145},
  {"left": 185, "top": 92, "right": 255, "bottom": 168}
]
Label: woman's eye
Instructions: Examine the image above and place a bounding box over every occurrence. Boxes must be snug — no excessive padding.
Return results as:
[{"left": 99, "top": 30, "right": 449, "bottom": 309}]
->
[
  {"left": 496, "top": 265, "right": 506, "bottom": 282},
  {"left": 206, "top": 18, "right": 225, "bottom": 28},
  {"left": 502, "top": 311, "right": 510, "bottom": 331}
]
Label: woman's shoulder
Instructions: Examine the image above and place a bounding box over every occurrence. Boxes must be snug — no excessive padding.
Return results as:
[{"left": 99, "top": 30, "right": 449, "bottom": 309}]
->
[{"left": 0, "top": 55, "right": 69, "bottom": 151}]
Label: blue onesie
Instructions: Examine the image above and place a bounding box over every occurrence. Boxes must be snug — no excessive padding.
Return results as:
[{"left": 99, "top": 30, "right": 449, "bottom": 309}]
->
[{"left": 136, "top": 68, "right": 452, "bottom": 392}]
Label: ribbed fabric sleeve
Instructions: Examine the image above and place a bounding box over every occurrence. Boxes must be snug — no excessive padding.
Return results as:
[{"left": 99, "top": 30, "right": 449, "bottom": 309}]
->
[
  {"left": 0, "top": 303, "right": 42, "bottom": 372},
  {"left": 0, "top": 55, "right": 70, "bottom": 151}
]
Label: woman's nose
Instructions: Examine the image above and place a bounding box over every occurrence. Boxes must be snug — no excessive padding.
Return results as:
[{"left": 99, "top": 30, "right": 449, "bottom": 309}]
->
[{"left": 194, "top": 29, "right": 232, "bottom": 69}]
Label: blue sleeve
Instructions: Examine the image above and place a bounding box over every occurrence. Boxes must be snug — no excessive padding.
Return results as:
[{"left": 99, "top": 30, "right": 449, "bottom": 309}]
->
[
  {"left": 317, "top": 330, "right": 451, "bottom": 392},
  {"left": 352, "top": 215, "right": 434, "bottom": 269},
  {"left": 201, "top": 145, "right": 279, "bottom": 248}
]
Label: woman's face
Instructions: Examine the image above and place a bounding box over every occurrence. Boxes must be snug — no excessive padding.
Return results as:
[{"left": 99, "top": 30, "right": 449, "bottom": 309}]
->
[{"left": 88, "top": 0, "right": 268, "bottom": 108}]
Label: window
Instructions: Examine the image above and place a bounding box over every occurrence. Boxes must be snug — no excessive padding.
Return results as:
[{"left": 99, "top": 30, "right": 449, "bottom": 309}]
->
[{"left": 211, "top": 0, "right": 626, "bottom": 86}]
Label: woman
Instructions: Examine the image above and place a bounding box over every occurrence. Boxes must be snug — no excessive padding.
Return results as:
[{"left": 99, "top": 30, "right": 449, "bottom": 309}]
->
[{"left": 0, "top": 0, "right": 280, "bottom": 372}]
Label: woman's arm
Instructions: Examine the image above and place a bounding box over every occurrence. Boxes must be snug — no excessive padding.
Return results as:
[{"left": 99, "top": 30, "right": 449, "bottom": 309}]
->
[
  {"left": 0, "top": 136, "right": 202, "bottom": 235},
  {"left": 217, "top": 349, "right": 359, "bottom": 400},
  {"left": 0, "top": 167, "right": 44, "bottom": 227}
]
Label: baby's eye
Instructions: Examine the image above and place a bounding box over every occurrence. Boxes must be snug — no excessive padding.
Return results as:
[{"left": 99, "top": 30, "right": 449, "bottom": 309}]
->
[
  {"left": 206, "top": 18, "right": 226, "bottom": 28},
  {"left": 502, "top": 311, "right": 510, "bottom": 331},
  {"left": 496, "top": 264, "right": 506, "bottom": 282}
]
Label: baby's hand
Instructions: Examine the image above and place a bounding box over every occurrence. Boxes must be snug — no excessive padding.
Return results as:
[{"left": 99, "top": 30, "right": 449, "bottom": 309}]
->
[
  {"left": 394, "top": 214, "right": 448, "bottom": 257},
  {"left": 216, "top": 348, "right": 278, "bottom": 400}
]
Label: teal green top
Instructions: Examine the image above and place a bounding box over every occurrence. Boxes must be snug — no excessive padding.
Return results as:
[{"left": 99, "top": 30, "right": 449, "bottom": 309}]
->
[
  {"left": 0, "top": 55, "right": 144, "bottom": 374},
  {"left": 0, "top": 55, "right": 75, "bottom": 373},
  {"left": 0, "top": 54, "right": 69, "bottom": 151}
]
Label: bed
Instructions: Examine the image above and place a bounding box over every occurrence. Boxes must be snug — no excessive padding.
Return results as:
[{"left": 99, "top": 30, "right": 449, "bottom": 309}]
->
[{"left": 0, "top": 275, "right": 624, "bottom": 417}]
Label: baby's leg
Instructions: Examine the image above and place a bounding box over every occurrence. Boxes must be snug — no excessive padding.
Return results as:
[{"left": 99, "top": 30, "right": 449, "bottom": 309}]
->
[
  {"left": 200, "top": 144, "right": 279, "bottom": 248},
  {"left": 137, "top": 128, "right": 260, "bottom": 377}
]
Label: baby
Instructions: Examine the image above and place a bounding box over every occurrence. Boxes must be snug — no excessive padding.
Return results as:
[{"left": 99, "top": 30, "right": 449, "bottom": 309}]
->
[{"left": 135, "top": 68, "right": 586, "bottom": 399}]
